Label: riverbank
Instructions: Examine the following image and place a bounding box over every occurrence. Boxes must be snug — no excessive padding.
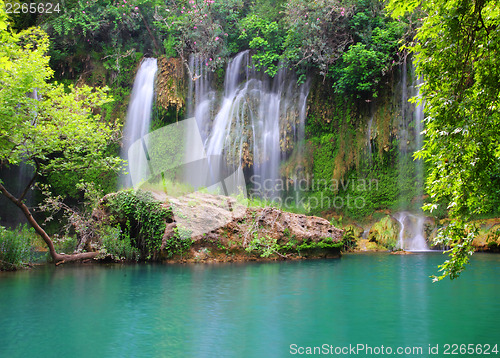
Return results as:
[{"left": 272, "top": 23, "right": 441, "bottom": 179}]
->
[
  {"left": 333, "top": 214, "right": 500, "bottom": 253},
  {"left": 93, "top": 191, "right": 345, "bottom": 264},
  {"left": 3, "top": 189, "right": 499, "bottom": 270}
]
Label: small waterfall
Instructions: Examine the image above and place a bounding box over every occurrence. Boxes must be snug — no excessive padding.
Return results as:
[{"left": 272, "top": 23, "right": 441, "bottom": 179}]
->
[
  {"left": 188, "top": 51, "right": 310, "bottom": 200},
  {"left": 392, "top": 60, "right": 429, "bottom": 251},
  {"left": 395, "top": 211, "right": 428, "bottom": 251},
  {"left": 399, "top": 59, "right": 409, "bottom": 154},
  {"left": 397, "top": 59, "right": 426, "bottom": 210},
  {"left": 366, "top": 114, "right": 374, "bottom": 165},
  {"left": 120, "top": 58, "right": 158, "bottom": 188},
  {"left": 414, "top": 74, "right": 425, "bottom": 207}
]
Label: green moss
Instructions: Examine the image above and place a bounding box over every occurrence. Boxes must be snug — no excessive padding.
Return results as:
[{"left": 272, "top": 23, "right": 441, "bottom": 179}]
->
[
  {"left": 368, "top": 215, "right": 399, "bottom": 250},
  {"left": 104, "top": 189, "right": 173, "bottom": 260}
]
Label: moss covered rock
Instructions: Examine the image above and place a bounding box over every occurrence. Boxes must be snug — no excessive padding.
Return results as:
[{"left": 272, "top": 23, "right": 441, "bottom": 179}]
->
[
  {"left": 368, "top": 215, "right": 400, "bottom": 250},
  {"left": 486, "top": 223, "right": 500, "bottom": 251}
]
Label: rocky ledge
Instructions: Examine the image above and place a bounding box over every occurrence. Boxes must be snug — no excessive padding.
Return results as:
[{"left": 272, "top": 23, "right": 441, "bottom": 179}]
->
[{"left": 96, "top": 191, "right": 345, "bottom": 263}]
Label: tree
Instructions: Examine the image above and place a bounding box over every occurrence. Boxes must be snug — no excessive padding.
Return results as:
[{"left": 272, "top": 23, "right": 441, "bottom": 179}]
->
[
  {"left": 387, "top": 0, "right": 500, "bottom": 280},
  {"left": 0, "top": 4, "right": 123, "bottom": 264},
  {"left": 282, "top": 0, "right": 353, "bottom": 78}
]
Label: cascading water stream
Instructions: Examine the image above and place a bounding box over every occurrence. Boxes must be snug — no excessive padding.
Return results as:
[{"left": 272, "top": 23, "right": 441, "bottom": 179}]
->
[
  {"left": 120, "top": 58, "right": 158, "bottom": 188},
  {"left": 188, "top": 51, "right": 310, "bottom": 201},
  {"left": 399, "top": 59, "right": 409, "bottom": 154},
  {"left": 392, "top": 61, "right": 430, "bottom": 249},
  {"left": 395, "top": 211, "right": 429, "bottom": 251},
  {"left": 366, "top": 114, "right": 374, "bottom": 165},
  {"left": 414, "top": 74, "right": 425, "bottom": 208}
]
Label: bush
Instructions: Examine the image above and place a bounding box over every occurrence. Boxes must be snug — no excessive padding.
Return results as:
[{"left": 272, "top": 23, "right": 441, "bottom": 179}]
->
[
  {"left": 51, "top": 235, "right": 78, "bottom": 255},
  {"left": 98, "top": 226, "right": 140, "bottom": 262},
  {"left": 0, "top": 224, "right": 38, "bottom": 270},
  {"left": 163, "top": 225, "right": 193, "bottom": 259},
  {"left": 104, "top": 189, "right": 171, "bottom": 260},
  {"left": 342, "top": 227, "right": 357, "bottom": 251}
]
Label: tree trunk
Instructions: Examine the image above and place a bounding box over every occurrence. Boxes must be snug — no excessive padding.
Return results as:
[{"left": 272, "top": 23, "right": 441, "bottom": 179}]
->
[
  {"left": 0, "top": 183, "right": 99, "bottom": 264},
  {"left": 139, "top": 10, "right": 160, "bottom": 52}
]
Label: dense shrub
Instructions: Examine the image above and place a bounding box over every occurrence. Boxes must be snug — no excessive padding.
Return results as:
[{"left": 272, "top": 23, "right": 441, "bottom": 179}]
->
[
  {"left": 98, "top": 226, "right": 140, "bottom": 261},
  {"left": 0, "top": 224, "right": 38, "bottom": 270},
  {"left": 104, "top": 189, "right": 172, "bottom": 260}
]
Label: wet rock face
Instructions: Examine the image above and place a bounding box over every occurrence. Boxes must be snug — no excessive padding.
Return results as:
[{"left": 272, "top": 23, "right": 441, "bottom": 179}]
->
[
  {"left": 163, "top": 194, "right": 344, "bottom": 261},
  {"left": 244, "top": 207, "right": 344, "bottom": 245},
  {"left": 150, "top": 191, "right": 343, "bottom": 245}
]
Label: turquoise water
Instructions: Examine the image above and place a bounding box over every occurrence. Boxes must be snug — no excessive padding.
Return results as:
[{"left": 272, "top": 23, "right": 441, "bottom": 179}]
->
[{"left": 1, "top": 253, "right": 499, "bottom": 357}]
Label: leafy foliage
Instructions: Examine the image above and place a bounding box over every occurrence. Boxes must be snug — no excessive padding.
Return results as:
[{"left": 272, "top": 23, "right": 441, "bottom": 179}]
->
[
  {"left": 330, "top": 0, "right": 406, "bottom": 97},
  {"left": 431, "top": 221, "right": 476, "bottom": 282},
  {"left": 388, "top": 0, "right": 500, "bottom": 279},
  {"left": 163, "top": 225, "right": 193, "bottom": 258},
  {"left": 296, "top": 238, "right": 343, "bottom": 251},
  {"left": 98, "top": 226, "right": 140, "bottom": 261},
  {"left": 282, "top": 0, "right": 353, "bottom": 78},
  {"left": 42, "top": 0, "right": 152, "bottom": 73},
  {"left": 245, "top": 234, "right": 279, "bottom": 257},
  {"left": 11, "top": 0, "right": 411, "bottom": 99},
  {"left": 0, "top": 224, "right": 38, "bottom": 270},
  {"left": 105, "top": 189, "right": 171, "bottom": 259},
  {"left": 0, "top": 20, "right": 123, "bottom": 193},
  {"left": 152, "top": 0, "right": 245, "bottom": 69},
  {"left": 239, "top": 14, "right": 283, "bottom": 76},
  {"left": 245, "top": 232, "right": 342, "bottom": 258}
]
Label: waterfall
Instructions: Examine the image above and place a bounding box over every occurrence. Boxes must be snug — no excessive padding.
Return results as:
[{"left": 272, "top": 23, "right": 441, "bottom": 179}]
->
[
  {"left": 414, "top": 74, "right": 425, "bottom": 208},
  {"left": 120, "top": 58, "right": 158, "bottom": 188},
  {"left": 398, "top": 60, "right": 426, "bottom": 206},
  {"left": 399, "top": 59, "right": 409, "bottom": 154},
  {"left": 392, "top": 60, "right": 429, "bottom": 250},
  {"left": 188, "top": 51, "right": 310, "bottom": 201},
  {"left": 366, "top": 114, "right": 374, "bottom": 166},
  {"left": 395, "top": 211, "right": 428, "bottom": 251}
]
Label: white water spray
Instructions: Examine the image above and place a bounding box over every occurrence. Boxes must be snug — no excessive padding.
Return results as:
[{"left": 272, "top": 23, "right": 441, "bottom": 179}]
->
[
  {"left": 120, "top": 58, "right": 158, "bottom": 188},
  {"left": 395, "top": 211, "right": 428, "bottom": 251},
  {"left": 188, "top": 51, "right": 310, "bottom": 199}
]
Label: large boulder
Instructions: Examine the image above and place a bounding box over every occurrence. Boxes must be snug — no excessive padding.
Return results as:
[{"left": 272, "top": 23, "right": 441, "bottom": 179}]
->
[
  {"left": 97, "top": 190, "right": 344, "bottom": 262},
  {"left": 163, "top": 193, "right": 344, "bottom": 260}
]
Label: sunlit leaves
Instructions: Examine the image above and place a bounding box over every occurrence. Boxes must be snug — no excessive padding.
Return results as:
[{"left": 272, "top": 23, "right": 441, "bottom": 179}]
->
[
  {"left": 0, "top": 26, "right": 52, "bottom": 165},
  {"left": 0, "top": 7, "right": 123, "bottom": 198},
  {"left": 408, "top": 0, "right": 500, "bottom": 219},
  {"left": 388, "top": 0, "right": 500, "bottom": 279},
  {"left": 239, "top": 14, "right": 283, "bottom": 75},
  {"left": 431, "top": 221, "right": 476, "bottom": 282},
  {"left": 386, "top": 0, "right": 422, "bottom": 19}
]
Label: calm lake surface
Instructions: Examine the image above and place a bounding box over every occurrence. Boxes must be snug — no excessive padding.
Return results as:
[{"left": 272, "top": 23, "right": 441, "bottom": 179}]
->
[{"left": 1, "top": 253, "right": 499, "bottom": 357}]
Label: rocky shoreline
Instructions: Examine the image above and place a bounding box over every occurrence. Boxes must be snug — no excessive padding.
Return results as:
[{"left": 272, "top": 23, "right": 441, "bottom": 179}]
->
[
  {"left": 341, "top": 214, "right": 500, "bottom": 253},
  {"left": 93, "top": 191, "right": 346, "bottom": 263},
  {"left": 77, "top": 191, "right": 500, "bottom": 265}
]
